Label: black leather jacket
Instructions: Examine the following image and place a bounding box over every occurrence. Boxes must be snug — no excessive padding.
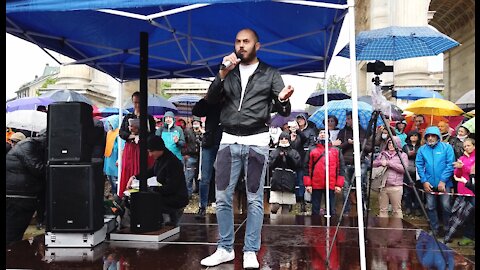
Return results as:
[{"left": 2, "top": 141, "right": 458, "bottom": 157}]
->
[
  {"left": 6, "top": 135, "right": 47, "bottom": 197},
  {"left": 207, "top": 61, "right": 291, "bottom": 136}
]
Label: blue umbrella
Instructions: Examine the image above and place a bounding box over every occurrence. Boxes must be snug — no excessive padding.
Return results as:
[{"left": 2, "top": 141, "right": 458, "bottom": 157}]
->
[
  {"left": 94, "top": 107, "right": 130, "bottom": 118},
  {"left": 308, "top": 99, "right": 383, "bottom": 130},
  {"left": 306, "top": 89, "right": 350, "bottom": 106},
  {"left": 40, "top": 89, "right": 94, "bottom": 105},
  {"left": 125, "top": 93, "right": 177, "bottom": 116},
  {"left": 6, "top": 96, "right": 54, "bottom": 112},
  {"left": 395, "top": 88, "right": 444, "bottom": 100},
  {"left": 337, "top": 26, "right": 459, "bottom": 60}
]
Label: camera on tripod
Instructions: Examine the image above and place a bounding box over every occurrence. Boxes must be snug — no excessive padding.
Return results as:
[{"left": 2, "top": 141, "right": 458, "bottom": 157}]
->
[{"left": 367, "top": 61, "right": 394, "bottom": 86}]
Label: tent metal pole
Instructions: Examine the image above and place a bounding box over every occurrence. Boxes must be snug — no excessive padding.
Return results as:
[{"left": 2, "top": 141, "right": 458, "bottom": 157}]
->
[
  {"left": 347, "top": 0, "right": 367, "bottom": 269},
  {"left": 273, "top": 0, "right": 348, "bottom": 10},
  {"left": 323, "top": 30, "right": 331, "bottom": 221},
  {"left": 117, "top": 64, "right": 124, "bottom": 197}
]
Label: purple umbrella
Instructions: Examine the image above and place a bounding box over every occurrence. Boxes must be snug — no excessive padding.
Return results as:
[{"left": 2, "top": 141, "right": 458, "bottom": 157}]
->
[
  {"left": 6, "top": 96, "right": 55, "bottom": 112},
  {"left": 270, "top": 110, "right": 306, "bottom": 128}
]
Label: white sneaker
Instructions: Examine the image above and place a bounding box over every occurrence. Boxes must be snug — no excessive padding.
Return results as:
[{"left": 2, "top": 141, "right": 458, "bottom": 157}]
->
[
  {"left": 200, "top": 248, "right": 235, "bottom": 267},
  {"left": 243, "top": 251, "right": 259, "bottom": 269}
]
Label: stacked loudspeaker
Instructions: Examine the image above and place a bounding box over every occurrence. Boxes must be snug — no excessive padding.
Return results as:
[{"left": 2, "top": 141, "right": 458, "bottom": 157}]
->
[{"left": 46, "top": 102, "right": 104, "bottom": 233}]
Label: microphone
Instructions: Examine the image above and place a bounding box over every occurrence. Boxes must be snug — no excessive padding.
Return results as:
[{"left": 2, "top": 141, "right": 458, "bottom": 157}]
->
[{"left": 220, "top": 52, "right": 243, "bottom": 70}]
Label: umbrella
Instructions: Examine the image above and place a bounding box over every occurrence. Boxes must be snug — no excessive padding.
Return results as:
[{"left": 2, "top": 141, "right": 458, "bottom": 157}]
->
[
  {"left": 124, "top": 93, "right": 177, "bottom": 116},
  {"left": 6, "top": 110, "right": 47, "bottom": 132},
  {"left": 358, "top": 95, "right": 404, "bottom": 121},
  {"left": 269, "top": 110, "right": 306, "bottom": 128},
  {"left": 6, "top": 96, "right": 55, "bottom": 112},
  {"left": 306, "top": 89, "right": 350, "bottom": 106},
  {"left": 444, "top": 197, "right": 475, "bottom": 243},
  {"left": 168, "top": 94, "right": 201, "bottom": 118},
  {"left": 403, "top": 98, "right": 464, "bottom": 124},
  {"left": 308, "top": 99, "right": 383, "bottom": 130},
  {"left": 337, "top": 26, "right": 460, "bottom": 61},
  {"left": 461, "top": 117, "right": 475, "bottom": 134},
  {"left": 395, "top": 88, "right": 444, "bottom": 100},
  {"left": 93, "top": 107, "right": 130, "bottom": 118},
  {"left": 455, "top": 89, "right": 475, "bottom": 111},
  {"left": 40, "top": 89, "right": 94, "bottom": 105}
]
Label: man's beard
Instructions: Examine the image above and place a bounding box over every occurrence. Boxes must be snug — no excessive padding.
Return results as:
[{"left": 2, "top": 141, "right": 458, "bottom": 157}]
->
[{"left": 237, "top": 49, "right": 256, "bottom": 63}]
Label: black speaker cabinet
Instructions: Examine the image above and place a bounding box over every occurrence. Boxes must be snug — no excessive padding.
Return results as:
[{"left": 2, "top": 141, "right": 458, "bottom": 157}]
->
[
  {"left": 130, "top": 192, "right": 162, "bottom": 233},
  {"left": 47, "top": 101, "right": 94, "bottom": 163},
  {"left": 47, "top": 161, "right": 104, "bottom": 232}
]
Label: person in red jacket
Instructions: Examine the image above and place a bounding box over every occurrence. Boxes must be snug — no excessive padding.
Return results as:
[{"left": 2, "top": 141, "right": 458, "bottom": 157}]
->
[{"left": 303, "top": 128, "right": 345, "bottom": 216}]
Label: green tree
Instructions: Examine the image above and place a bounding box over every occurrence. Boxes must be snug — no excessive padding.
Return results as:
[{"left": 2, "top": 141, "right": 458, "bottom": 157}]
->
[
  {"left": 158, "top": 80, "right": 172, "bottom": 99},
  {"left": 37, "top": 77, "right": 58, "bottom": 96},
  {"left": 316, "top": 75, "right": 348, "bottom": 93}
]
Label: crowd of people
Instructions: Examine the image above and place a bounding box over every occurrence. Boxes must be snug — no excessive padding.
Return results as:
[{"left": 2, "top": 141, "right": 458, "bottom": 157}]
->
[{"left": 5, "top": 28, "right": 475, "bottom": 268}]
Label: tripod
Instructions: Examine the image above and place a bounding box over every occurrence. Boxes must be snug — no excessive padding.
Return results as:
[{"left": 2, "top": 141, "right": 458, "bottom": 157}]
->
[{"left": 327, "top": 108, "right": 450, "bottom": 269}]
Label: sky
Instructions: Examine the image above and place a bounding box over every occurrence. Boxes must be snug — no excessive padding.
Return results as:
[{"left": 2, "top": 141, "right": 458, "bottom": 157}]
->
[{"left": 6, "top": 12, "right": 443, "bottom": 110}]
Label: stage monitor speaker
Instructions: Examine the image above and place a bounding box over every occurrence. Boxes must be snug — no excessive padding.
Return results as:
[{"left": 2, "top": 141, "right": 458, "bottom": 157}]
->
[
  {"left": 130, "top": 192, "right": 162, "bottom": 233},
  {"left": 47, "top": 101, "right": 94, "bottom": 163},
  {"left": 47, "top": 161, "right": 104, "bottom": 232}
]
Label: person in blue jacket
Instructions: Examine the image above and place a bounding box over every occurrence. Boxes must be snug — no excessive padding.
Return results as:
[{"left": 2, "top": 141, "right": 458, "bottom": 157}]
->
[
  {"left": 155, "top": 111, "right": 185, "bottom": 162},
  {"left": 416, "top": 126, "right": 455, "bottom": 236}
]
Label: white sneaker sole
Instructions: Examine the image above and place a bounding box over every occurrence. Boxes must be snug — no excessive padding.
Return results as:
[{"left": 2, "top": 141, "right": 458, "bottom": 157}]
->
[{"left": 200, "top": 254, "right": 235, "bottom": 267}]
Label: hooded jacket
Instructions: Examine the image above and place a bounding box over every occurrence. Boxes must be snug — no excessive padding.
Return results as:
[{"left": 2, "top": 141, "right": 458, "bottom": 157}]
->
[
  {"left": 372, "top": 136, "right": 409, "bottom": 187},
  {"left": 454, "top": 149, "right": 475, "bottom": 196},
  {"left": 155, "top": 111, "right": 185, "bottom": 161},
  {"left": 269, "top": 131, "right": 302, "bottom": 171},
  {"left": 207, "top": 61, "right": 291, "bottom": 136},
  {"left": 303, "top": 142, "right": 345, "bottom": 190},
  {"left": 6, "top": 134, "right": 47, "bottom": 197},
  {"left": 296, "top": 114, "right": 318, "bottom": 149},
  {"left": 415, "top": 126, "right": 455, "bottom": 188}
]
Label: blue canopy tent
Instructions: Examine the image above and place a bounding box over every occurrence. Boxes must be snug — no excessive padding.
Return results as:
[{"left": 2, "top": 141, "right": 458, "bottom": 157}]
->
[{"left": 6, "top": 1, "right": 368, "bottom": 268}]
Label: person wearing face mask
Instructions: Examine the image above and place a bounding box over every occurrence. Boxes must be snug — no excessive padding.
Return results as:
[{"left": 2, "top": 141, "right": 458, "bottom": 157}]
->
[
  {"left": 448, "top": 126, "right": 471, "bottom": 160},
  {"left": 182, "top": 116, "right": 204, "bottom": 198},
  {"left": 372, "top": 136, "right": 409, "bottom": 218},
  {"left": 416, "top": 126, "right": 455, "bottom": 237},
  {"left": 287, "top": 120, "right": 308, "bottom": 212},
  {"left": 155, "top": 111, "right": 185, "bottom": 162},
  {"left": 303, "top": 129, "right": 345, "bottom": 216},
  {"left": 268, "top": 131, "right": 302, "bottom": 216}
]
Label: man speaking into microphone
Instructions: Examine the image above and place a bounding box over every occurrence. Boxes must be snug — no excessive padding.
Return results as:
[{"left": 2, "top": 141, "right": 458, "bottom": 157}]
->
[{"left": 201, "top": 28, "right": 294, "bottom": 268}]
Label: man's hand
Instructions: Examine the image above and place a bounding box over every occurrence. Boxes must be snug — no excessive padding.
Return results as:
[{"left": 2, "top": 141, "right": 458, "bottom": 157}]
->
[
  {"left": 332, "top": 139, "right": 342, "bottom": 146},
  {"left": 334, "top": 186, "right": 342, "bottom": 194},
  {"left": 173, "top": 135, "right": 179, "bottom": 143},
  {"left": 306, "top": 186, "right": 313, "bottom": 193},
  {"left": 279, "top": 85, "right": 294, "bottom": 102},
  {"left": 437, "top": 181, "right": 446, "bottom": 192},
  {"left": 127, "top": 176, "right": 136, "bottom": 189},
  {"left": 219, "top": 52, "right": 241, "bottom": 79},
  {"left": 129, "top": 125, "right": 139, "bottom": 134},
  {"left": 423, "top": 182, "right": 433, "bottom": 193},
  {"left": 348, "top": 138, "right": 354, "bottom": 145}
]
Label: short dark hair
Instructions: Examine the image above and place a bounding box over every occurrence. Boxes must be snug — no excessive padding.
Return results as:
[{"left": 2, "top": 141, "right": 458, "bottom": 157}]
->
[
  {"left": 132, "top": 91, "right": 140, "bottom": 99},
  {"left": 328, "top": 115, "right": 338, "bottom": 126}
]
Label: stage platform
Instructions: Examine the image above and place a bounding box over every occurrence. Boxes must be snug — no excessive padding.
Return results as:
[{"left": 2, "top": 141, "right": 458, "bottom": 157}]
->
[{"left": 6, "top": 214, "right": 475, "bottom": 269}]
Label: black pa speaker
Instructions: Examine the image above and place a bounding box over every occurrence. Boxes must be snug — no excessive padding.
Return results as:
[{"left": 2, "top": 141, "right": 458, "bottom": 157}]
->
[
  {"left": 46, "top": 161, "right": 104, "bottom": 232},
  {"left": 47, "top": 101, "right": 94, "bottom": 163},
  {"left": 130, "top": 191, "right": 162, "bottom": 233}
]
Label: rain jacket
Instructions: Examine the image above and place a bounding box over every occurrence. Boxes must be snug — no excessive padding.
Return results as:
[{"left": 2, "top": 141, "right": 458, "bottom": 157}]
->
[
  {"left": 303, "top": 143, "right": 345, "bottom": 190},
  {"left": 415, "top": 126, "right": 455, "bottom": 188},
  {"left": 454, "top": 149, "right": 475, "bottom": 196},
  {"left": 373, "top": 136, "right": 408, "bottom": 187},
  {"left": 103, "top": 115, "right": 125, "bottom": 177},
  {"left": 155, "top": 111, "right": 185, "bottom": 161}
]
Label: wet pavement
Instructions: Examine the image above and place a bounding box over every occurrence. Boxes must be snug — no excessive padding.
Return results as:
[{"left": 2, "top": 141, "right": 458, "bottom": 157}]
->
[{"left": 6, "top": 214, "right": 475, "bottom": 269}]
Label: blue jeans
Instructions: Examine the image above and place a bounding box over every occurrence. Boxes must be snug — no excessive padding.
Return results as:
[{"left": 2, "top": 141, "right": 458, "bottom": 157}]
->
[
  {"left": 107, "top": 175, "right": 118, "bottom": 195},
  {"left": 185, "top": 156, "right": 198, "bottom": 197},
  {"left": 311, "top": 189, "right": 336, "bottom": 216},
  {"left": 463, "top": 197, "right": 475, "bottom": 240},
  {"left": 343, "top": 162, "right": 368, "bottom": 214},
  {"left": 215, "top": 143, "right": 269, "bottom": 252},
  {"left": 295, "top": 168, "right": 305, "bottom": 200},
  {"left": 199, "top": 146, "right": 219, "bottom": 209},
  {"left": 425, "top": 186, "right": 452, "bottom": 232}
]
